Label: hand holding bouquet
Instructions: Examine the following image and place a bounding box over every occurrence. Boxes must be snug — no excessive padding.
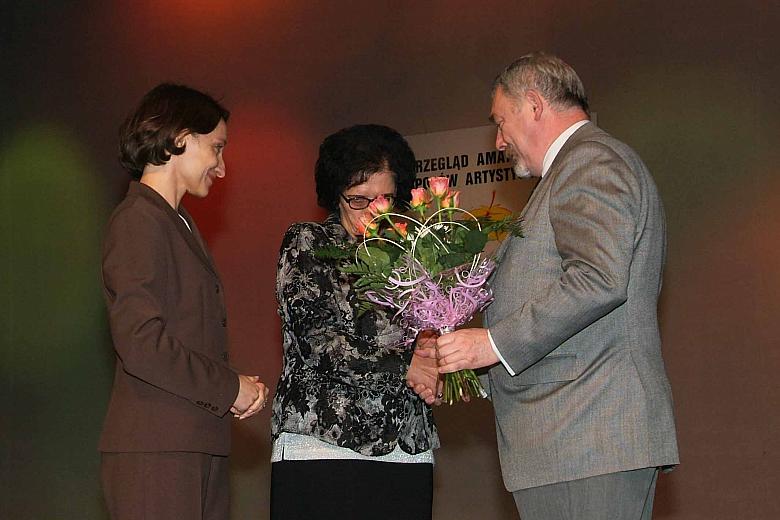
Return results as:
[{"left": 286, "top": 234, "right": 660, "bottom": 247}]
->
[{"left": 317, "top": 177, "right": 522, "bottom": 404}]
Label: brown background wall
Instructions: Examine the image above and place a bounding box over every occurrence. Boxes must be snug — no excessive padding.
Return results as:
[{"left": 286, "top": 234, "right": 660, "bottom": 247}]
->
[{"left": 2, "top": 1, "right": 778, "bottom": 518}]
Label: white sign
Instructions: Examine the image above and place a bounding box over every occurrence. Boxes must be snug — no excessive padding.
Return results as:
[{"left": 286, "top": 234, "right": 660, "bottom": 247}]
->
[{"left": 405, "top": 125, "right": 536, "bottom": 217}]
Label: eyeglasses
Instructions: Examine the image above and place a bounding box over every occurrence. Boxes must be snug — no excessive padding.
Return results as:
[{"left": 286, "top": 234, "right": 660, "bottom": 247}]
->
[{"left": 340, "top": 193, "right": 396, "bottom": 210}]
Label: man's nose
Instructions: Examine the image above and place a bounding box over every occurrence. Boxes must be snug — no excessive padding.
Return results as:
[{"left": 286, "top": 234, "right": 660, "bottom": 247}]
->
[{"left": 495, "top": 131, "right": 507, "bottom": 151}]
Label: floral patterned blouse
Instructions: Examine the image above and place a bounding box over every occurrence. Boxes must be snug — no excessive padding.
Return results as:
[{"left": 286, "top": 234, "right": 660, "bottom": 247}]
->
[{"left": 271, "top": 213, "right": 439, "bottom": 456}]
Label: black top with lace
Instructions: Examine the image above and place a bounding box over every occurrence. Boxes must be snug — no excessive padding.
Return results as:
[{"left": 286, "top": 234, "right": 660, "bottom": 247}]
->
[{"left": 271, "top": 213, "right": 439, "bottom": 456}]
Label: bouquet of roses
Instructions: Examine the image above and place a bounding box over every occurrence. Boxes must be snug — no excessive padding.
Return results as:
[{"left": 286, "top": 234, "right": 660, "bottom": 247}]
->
[{"left": 317, "top": 176, "right": 522, "bottom": 404}]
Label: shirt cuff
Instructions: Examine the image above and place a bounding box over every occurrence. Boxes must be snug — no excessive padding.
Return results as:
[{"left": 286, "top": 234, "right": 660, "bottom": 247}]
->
[{"left": 487, "top": 329, "right": 516, "bottom": 376}]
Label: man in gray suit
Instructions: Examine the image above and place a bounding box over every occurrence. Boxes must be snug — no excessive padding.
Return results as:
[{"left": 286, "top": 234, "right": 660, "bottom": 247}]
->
[{"left": 434, "top": 52, "right": 679, "bottom": 518}]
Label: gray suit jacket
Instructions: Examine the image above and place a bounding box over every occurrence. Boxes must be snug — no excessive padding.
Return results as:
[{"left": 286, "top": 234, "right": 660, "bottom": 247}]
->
[{"left": 484, "top": 122, "right": 679, "bottom": 491}]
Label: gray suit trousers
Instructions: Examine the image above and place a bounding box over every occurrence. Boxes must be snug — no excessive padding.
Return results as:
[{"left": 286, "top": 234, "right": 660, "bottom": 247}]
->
[{"left": 512, "top": 467, "right": 659, "bottom": 520}]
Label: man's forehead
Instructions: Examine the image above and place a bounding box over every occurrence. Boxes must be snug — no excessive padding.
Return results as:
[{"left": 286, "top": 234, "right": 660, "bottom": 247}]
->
[{"left": 488, "top": 94, "right": 506, "bottom": 122}]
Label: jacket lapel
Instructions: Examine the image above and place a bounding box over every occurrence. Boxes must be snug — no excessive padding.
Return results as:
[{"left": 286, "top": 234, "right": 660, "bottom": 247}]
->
[
  {"left": 494, "top": 122, "right": 600, "bottom": 263},
  {"left": 131, "top": 183, "right": 218, "bottom": 277},
  {"left": 495, "top": 172, "right": 545, "bottom": 263},
  {"left": 544, "top": 121, "right": 600, "bottom": 182},
  {"left": 178, "top": 207, "right": 219, "bottom": 277}
]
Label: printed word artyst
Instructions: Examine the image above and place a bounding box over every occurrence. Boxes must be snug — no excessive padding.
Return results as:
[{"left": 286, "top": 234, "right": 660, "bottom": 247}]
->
[
  {"left": 464, "top": 167, "right": 518, "bottom": 185},
  {"left": 414, "top": 167, "right": 522, "bottom": 189}
]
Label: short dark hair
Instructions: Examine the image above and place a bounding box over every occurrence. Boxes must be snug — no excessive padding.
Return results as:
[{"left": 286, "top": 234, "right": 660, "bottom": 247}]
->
[
  {"left": 315, "top": 124, "right": 416, "bottom": 212},
  {"left": 118, "top": 83, "right": 230, "bottom": 179}
]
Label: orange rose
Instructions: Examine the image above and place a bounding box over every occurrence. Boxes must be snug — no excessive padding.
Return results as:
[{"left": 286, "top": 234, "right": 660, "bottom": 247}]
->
[
  {"left": 442, "top": 190, "right": 461, "bottom": 209},
  {"left": 368, "top": 194, "right": 393, "bottom": 217},
  {"left": 410, "top": 188, "right": 431, "bottom": 210},
  {"left": 394, "top": 222, "right": 408, "bottom": 238},
  {"left": 428, "top": 176, "right": 450, "bottom": 198}
]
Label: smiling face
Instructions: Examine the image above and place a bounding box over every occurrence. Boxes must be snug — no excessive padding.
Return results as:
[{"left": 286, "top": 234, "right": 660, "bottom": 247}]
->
[
  {"left": 338, "top": 170, "right": 397, "bottom": 237},
  {"left": 491, "top": 88, "right": 537, "bottom": 177},
  {"left": 173, "top": 119, "right": 228, "bottom": 198}
]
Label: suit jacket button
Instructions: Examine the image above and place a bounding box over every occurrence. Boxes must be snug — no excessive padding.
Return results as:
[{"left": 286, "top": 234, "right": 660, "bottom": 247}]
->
[
  {"left": 221, "top": 318, "right": 227, "bottom": 327},
  {"left": 211, "top": 406, "right": 218, "bottom": 411},
  {"left": 222, "top": 352, "right": 228, "bottom": 361},
  {"left": 196, "top": 400, "right": 204, "bottom": 406},
  {"left": 215, "top": 284, "right": 220, "bottom": 293}
]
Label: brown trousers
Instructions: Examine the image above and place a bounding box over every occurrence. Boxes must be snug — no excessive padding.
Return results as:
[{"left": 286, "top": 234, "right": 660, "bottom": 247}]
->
[{"left": 101, "top": 452, "right": 229, "bottom": 520}]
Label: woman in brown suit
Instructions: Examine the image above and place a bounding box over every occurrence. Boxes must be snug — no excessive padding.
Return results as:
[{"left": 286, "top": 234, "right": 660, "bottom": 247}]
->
[{"left": 100, "top": 84, "right": 269, "bottom": 519}]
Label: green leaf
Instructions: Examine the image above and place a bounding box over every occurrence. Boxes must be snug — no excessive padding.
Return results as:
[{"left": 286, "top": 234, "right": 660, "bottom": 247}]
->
[
  {"left": 357, "top": 246, "right": 391, "bottom": 270},
  {"left": 386, "top": 245, "right": 402, "bottom": 263},
  {"left": 450, "top": 226, "right": 468, "bottom": 246},
  {"left": 439, "top": 252, "right": 470, "bottom": 269},
  {"left": 464, "top": 229, "right": 488, "bottom": 254},
  {"left": 314, "top": 244, "right": 354, "bottom": 260}
]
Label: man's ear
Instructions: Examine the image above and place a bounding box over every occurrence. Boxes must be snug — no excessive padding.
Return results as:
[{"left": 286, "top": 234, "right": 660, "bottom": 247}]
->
[{"left": 526, "top": 90, "right": 544, "bottom": 121}]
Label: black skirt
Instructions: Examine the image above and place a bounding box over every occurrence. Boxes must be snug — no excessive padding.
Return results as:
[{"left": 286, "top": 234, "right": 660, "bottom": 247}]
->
[{"left": 270, "top": 459, "right": 433, "bottom": 520}]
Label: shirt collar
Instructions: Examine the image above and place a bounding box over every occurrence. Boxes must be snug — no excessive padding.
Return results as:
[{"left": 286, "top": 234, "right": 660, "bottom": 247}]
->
[
  {"left": 325, "top": 212, "right": 354, "bottom": 243},
  {"left": 541, "top": 120, "right": 590, "bottom": 177}
]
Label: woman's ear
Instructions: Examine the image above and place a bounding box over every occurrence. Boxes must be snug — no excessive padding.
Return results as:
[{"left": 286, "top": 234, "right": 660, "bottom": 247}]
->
[{"left": 174, "top": 129, "right": 191, "bottom": 149}]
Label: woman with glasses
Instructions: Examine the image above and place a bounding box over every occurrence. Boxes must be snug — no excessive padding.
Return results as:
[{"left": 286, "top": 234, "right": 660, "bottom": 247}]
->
[{"left": 270, "top": 124, "right": 440, "bottom": 520}]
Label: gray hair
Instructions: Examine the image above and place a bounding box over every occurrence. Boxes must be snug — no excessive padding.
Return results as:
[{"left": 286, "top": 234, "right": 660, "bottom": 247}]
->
[{"left": 492, "top": 52, "right": 589, "bottom": 113}]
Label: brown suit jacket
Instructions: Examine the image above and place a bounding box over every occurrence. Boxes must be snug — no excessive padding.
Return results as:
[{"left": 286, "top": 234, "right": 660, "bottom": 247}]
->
[{"left": 99, "top": 182, "right": 239, "bottom": 455}]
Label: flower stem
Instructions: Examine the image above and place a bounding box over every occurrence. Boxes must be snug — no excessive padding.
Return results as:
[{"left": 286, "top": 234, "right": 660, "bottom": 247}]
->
[{"left": 442, "top": 369, "right": 486, "bottom": 405}]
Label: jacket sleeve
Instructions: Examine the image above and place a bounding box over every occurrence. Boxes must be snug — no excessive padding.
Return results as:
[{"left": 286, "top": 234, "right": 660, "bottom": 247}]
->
[
  {"left": 102, "top": 206, "right": 239, "bottom": 416},
  {"left": 489, "top": 141, "right": 639, "bottom": 373},
  {"left": 276, "top": 223, "right": 408, "bottom": 389}
]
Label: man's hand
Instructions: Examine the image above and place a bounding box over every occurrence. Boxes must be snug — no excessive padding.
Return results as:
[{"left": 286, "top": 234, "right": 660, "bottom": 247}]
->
[
  {"left": 406, "top": 330, "right": 443, "bottom": 406},
  {"left": 231, "top": 375, "right": 270, "bottom": 419},
  {"left": 436, "top": 328, "right": 498, "bottom": 373}
]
